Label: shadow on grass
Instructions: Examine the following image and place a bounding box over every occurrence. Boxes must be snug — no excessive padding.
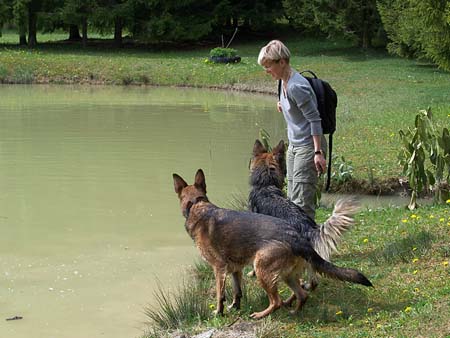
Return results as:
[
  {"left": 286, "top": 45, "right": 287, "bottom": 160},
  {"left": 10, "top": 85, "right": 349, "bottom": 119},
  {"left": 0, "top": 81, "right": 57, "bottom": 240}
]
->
[{"left": 336, "top": 230, "right": 435, "bottom": 265}]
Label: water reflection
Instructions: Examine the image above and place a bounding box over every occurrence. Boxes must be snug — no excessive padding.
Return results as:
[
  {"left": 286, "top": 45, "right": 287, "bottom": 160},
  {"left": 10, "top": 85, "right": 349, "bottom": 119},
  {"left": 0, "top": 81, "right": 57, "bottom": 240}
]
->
[{"left": 0, "top": 84, "right": 285, "bottom": 338}]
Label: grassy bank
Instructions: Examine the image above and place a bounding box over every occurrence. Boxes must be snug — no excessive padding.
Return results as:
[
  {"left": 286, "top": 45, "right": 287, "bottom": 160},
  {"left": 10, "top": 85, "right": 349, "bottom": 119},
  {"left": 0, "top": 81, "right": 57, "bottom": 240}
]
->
[
  {"left": 1, "top": 32, "right": 449, "bottom": 184},
  {"left": 144, "top": 203, "right": 450, "bottom": 338}
]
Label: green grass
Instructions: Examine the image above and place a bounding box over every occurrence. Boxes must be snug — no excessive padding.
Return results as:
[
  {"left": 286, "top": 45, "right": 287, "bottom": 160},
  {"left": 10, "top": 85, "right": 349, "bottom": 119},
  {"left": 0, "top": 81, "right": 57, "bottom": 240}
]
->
[
  {"left": 143, "top": 203, "right": 450, "bottom": 337},
  {"left": 1, "top": 32, "right": 449, "bottom": 182}
]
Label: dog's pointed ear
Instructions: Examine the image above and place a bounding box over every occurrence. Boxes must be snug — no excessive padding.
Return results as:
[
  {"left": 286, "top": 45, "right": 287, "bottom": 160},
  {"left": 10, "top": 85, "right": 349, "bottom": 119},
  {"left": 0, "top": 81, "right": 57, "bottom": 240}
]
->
[
  {"left": 194, "top": 169, "right": 207, "bottom": 193},
  {"left": 253, "top": 139, "right": 266, "bottom": 156},
  {"left": 272, "top": 140, "right": 287, "bottom": 175},
  {"left": 272, "top": 140, "right": 286, "bottom": 155},
  {"left": 173, "top": 174, "right": 188, "bottom": 195}
]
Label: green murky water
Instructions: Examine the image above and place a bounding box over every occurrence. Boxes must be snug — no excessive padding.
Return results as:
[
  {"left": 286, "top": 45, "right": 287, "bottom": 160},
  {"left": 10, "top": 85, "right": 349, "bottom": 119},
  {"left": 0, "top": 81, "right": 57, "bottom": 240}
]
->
[{"left": 0, "top": 85, "right": 285, "bottom": 338}]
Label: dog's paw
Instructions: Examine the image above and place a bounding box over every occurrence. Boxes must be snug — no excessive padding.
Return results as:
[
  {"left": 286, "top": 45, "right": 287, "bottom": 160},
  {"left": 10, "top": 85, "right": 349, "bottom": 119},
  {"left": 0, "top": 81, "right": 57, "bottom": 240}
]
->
[
  {"left": 250, "top": 311, "right": 265, "bottom": 320},
  {"left": 282, "top": 294, "right": 296, "bottom": 307},
  {"left": 227, "top": 302, "right": 240, "bottom": 311},
  {"left": 212, "top": 308, "right": 224, "bottom": 316},
  {"left": 300, "top": 280, "right": 318, "bottom": 291}
]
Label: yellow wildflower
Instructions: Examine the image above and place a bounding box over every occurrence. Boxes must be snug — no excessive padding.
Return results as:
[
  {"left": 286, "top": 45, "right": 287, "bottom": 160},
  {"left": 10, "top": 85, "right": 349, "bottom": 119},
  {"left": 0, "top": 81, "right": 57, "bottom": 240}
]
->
[
  {"left": 410, "top": 214, "right": 417, "bottom": 219},
  {"left": 412, "top": 247, "right": 417, "bottom": 251},
  {"left": 443, "top": 261, "right": 449, "bottom": 267},
  {"left": 413, "top": 270, "right": 418, "bottom": 274},
  {"left": 363, "top": 238, "right": 369, "bottom": 243},
  {"left": 440, "top": 218, "right": 445, "bottom": 222},
  {"left": 446, "top": 199, "right": 450, "bottom": 204},
  {"left": 414, "top": 287, "right": 420, "bottom": 292},
  {"left": 429, "top": 215, "right": 435, "bottom": 219},
  {"left": 404, "top": 306, "right": 412, "bottom": 313},
  {"left": 209, "top": 304, "right": 215, "bottom": 310},
  {"left": 402, "top": 219, "right": 408, "bottom": 223},
  {"left": 412, "top": 258, "right": 419, "bottom": 263},
  {"left": 367, "top": 307, "right": 373, "bottom": 313},
  {"left": 336, "top": 310, "right": 343, "bottom": 315}
]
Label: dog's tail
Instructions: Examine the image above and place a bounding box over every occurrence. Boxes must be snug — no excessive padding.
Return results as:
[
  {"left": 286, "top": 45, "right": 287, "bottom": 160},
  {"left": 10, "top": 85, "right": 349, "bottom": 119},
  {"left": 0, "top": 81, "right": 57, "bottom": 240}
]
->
[
  {"left": 291, "top": 240, "right": 372, "bottom": 287},
  {"left": 313, "top": 255, "right": 373, "bottom": 287},
  {"left": 313, "top": 197, "right": 359, "bottom": 260}
]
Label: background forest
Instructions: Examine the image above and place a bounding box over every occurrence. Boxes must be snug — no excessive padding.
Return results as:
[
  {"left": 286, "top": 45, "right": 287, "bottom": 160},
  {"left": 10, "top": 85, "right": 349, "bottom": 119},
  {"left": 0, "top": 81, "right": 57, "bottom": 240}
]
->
[{"left": 1, "top": 0, "right": 450, "bottom": 71}]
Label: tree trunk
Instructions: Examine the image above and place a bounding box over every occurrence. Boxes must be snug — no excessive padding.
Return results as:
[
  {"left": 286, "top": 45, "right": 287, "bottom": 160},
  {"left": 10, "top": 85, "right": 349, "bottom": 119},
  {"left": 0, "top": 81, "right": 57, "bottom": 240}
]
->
[
  {"left": 82, "top": 18, "right": 88, "bottom": 47},
  {"left": 114, "top": 18, "right": 123, "bottom": 48},
  {"left": 360, "top": 4, "right": 371, "bottom": 49},
  {"left": 19, "top": 24, "right": 27, "bottom": 45},
  {"left": 27, "top": 6, "right": 37, "bottom": 47},
  {"left": 226, "top": 17, "right": 232, "bottom": 28},
  {"left": 361, "top": 24, "right": 370, "bottom": 49},
  {"left": 19, "top": 34, "right": 27, "bottom": 45},
  {"left": 232, "top": 16, "right": 239, "bottom": 28},
  {"left": 68, "top": 24, "right": 81, "bottom": 41}
]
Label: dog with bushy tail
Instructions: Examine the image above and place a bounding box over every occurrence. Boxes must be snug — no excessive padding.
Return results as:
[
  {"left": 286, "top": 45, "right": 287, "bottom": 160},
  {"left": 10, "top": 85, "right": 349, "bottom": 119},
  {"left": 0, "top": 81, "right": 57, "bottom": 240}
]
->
[{"left": 250, "top": 139, "right": 360, "bottom": 290}]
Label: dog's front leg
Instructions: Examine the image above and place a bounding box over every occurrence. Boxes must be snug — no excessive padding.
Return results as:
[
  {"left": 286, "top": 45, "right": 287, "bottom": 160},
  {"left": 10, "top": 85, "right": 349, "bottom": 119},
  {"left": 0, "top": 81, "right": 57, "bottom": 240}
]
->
[
  {"left": 228, "top": 270, "right": 242, "bottom": 310},
  {"left": 214, "top": 267, "right": 227, "bottom": 315}
]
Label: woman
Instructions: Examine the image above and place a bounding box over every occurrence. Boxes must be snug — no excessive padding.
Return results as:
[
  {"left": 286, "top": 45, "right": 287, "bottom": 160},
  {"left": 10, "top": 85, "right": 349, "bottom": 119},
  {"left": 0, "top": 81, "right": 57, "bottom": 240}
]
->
[{"left": 258, "top": 40, "right": 326, "bottom": 220}]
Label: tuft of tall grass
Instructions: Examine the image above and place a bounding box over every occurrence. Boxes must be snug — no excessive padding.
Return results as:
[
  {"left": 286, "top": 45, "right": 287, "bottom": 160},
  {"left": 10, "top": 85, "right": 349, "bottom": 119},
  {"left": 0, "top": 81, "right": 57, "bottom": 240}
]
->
[
  {"left": 223, "top": 192, "right": 249, "bottom": 211},
  {"left": 144, "top": 277, "right": 211, "bottom": 331},
  {"left": 254, "top": 317, "right": 284, "bottom": 338},
  {"left": 192, "top": 259, "right": 214, "bottom": 283}
]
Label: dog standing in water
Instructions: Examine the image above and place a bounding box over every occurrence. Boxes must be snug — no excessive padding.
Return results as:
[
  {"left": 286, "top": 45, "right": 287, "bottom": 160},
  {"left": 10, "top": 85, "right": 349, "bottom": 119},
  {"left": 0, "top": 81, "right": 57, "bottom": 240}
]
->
[
  {"left": 249, "top": 139, "right": 359, "bottom": 290},
  {"left": 173, "top": 169, "right": 372, "bottom": 319}
]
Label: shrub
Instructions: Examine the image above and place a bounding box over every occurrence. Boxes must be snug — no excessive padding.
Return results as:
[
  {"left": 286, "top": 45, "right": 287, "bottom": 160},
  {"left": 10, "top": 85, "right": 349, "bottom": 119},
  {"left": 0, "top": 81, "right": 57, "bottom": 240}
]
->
[
  {"left": 398, "top": 108, "right": 450, "bottom": 209},
  {"left": 209, "top": 47, "right": 238, "bottom": 58},
  {"left": 331, "top": 155, "right": 354, "bottom": 185}
]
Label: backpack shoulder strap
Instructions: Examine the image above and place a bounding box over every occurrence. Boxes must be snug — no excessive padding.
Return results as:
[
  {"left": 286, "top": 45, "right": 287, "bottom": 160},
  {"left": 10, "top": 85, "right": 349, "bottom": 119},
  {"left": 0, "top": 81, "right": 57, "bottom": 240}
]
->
[
  {"left": 300, "top": 70, "right": 318, "bottom": 79},
  {"left": 325, "top": 133, "right": 333, "bottom": 191},
  {"left": 277, "top": 79, "right": 281, "bottom": 100}
]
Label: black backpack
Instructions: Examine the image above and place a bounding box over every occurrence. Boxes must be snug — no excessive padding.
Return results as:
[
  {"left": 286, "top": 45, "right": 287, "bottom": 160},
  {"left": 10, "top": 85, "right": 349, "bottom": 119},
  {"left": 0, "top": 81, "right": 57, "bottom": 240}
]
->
[{"left": 278, "top": 70, "right": 337, "bottom": 191}]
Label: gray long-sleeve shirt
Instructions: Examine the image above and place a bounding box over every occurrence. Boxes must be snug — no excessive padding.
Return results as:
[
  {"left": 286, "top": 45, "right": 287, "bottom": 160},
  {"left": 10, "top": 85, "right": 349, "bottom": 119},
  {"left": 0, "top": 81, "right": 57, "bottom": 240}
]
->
[{"left": 280, "top": 71, "right": 322, "bottom": 146}]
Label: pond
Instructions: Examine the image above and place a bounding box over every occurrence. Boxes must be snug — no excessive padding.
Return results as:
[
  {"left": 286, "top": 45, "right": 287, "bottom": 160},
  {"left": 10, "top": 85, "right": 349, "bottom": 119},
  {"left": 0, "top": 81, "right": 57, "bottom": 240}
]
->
[{"left": 0, "top": 84, "right": 286, "bottom": 338}]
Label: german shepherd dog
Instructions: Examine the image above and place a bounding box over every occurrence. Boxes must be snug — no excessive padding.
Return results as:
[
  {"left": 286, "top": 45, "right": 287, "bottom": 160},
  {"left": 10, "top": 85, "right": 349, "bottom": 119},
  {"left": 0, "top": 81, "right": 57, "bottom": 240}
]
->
[
  {"left": 250, "top": 139, "right": 359, "bottom": 290},
  {"left": 173, "top": 169, "right": 372, "bottom": 319}
]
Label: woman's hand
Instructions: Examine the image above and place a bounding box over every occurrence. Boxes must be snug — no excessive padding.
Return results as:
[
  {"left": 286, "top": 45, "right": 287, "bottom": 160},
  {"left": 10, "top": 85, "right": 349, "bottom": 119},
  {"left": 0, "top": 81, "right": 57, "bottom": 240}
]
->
[
  {"left": 314, "top": 153, "right": 327, "bottom": 175},
  {"left": 277, "top": 101, "right": 282, "bottom": 113}
]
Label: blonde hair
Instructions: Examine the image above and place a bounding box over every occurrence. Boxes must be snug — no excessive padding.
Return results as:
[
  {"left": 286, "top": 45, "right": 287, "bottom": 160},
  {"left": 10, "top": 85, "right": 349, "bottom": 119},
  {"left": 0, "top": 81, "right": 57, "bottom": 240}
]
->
[{"left": 257, "top": 40, "right": 291, "bottom": 66}]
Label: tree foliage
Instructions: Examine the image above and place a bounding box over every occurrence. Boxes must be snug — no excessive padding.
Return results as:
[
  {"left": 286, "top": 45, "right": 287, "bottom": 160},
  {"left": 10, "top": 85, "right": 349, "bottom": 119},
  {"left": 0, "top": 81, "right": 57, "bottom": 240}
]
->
[
  {"left": 130, "top": 0, "right": 218, "bottom": 43},
  {"left": 283, "top": 0, "right": 383, "bottom": 48},
  {"left": 378, "top": 0, "right": 450, "bottom": 71},
  {"left": 0, "top": 1, "right": 12, "bottom": 35},
  {"left": 0, "top": 0, "right": 287, "bottom": 46}
]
